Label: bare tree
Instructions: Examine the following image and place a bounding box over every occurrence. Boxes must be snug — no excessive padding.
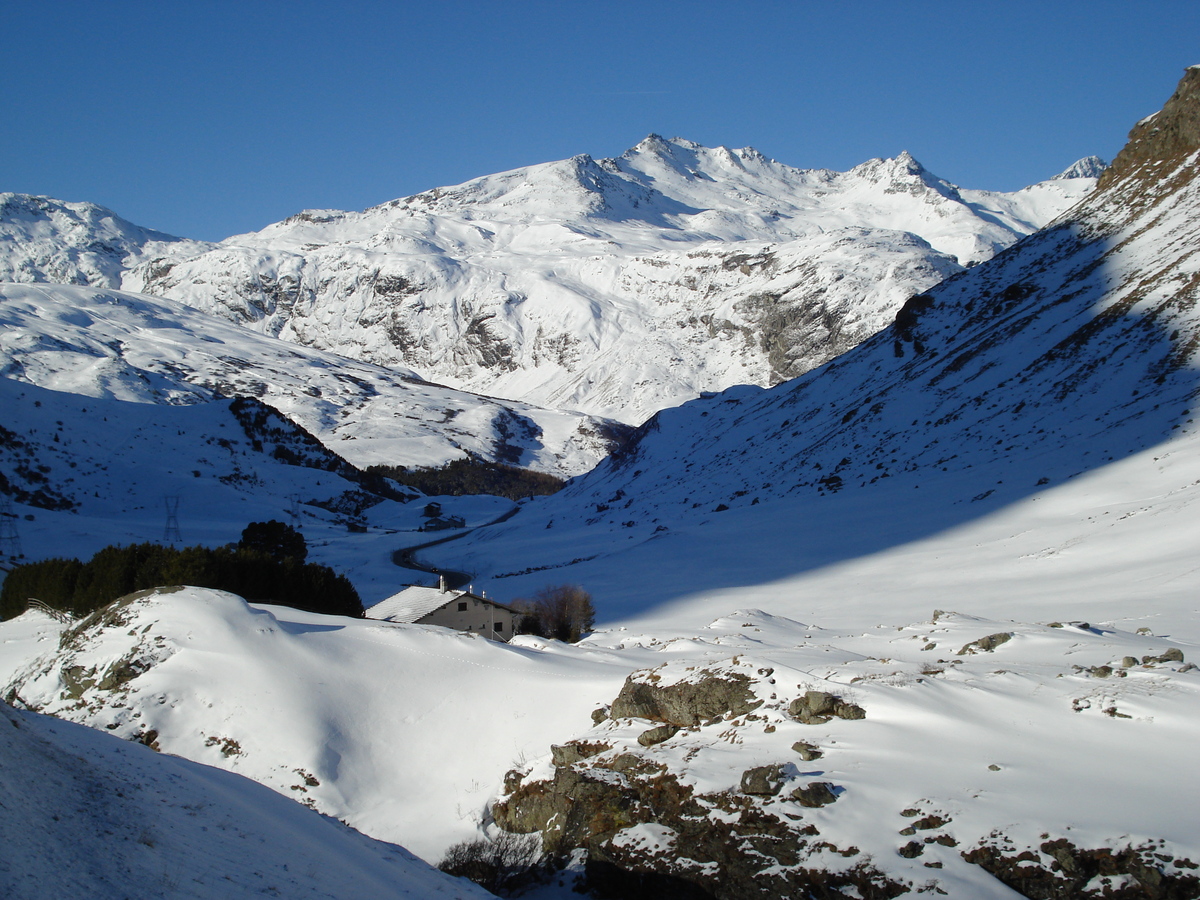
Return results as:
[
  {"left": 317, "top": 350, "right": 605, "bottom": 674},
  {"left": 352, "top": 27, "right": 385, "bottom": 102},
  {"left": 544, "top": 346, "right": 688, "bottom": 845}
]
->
[
  {"left": 437, "top": 831, "right": 541, "bottom": 892},
  {"left": 513, "top": 584, "right": 595, "bottom": 642}
]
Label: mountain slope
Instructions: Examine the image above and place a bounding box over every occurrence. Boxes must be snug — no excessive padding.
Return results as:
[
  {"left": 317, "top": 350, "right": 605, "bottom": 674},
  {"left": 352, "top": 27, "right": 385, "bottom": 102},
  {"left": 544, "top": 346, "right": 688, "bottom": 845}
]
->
[
  {"left": 0, "top": 696, "right": 492, "bottom": 900},
  {"left": 3, "top": 144, "right": 1099, "bottom": 423},
  {"left": 116, "top": 143, "right": 1097, "bottom": 422},
  {"left": 0, "top": 282, "right": 623, "bottom": 476},
  {"left": 428, "top": 71, "right": 1200, "bottom": 611}
]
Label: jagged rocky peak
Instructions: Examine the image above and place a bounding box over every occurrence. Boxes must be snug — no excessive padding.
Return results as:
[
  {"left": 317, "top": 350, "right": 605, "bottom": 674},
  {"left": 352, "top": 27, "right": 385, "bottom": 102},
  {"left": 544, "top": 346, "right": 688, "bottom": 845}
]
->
[
  {"left": 1053, "top": 156, "right": 1108, "bottom": 180},
  {"left": 1099, "top": 65, "right": 1200, "bottom": 189}
]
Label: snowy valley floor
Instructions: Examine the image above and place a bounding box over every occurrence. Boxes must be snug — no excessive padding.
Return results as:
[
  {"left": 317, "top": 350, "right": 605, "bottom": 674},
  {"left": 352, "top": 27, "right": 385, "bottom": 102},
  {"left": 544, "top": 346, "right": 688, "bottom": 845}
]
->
[{"left": 2, "top": 427, "right": 1198, "bottom": 897}]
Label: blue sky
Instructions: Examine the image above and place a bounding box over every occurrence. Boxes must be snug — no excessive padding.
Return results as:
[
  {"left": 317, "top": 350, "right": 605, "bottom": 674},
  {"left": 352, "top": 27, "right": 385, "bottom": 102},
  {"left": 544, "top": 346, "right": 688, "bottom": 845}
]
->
[{"left": 4, "top": 2, "right": 1197, "bottom": 241}]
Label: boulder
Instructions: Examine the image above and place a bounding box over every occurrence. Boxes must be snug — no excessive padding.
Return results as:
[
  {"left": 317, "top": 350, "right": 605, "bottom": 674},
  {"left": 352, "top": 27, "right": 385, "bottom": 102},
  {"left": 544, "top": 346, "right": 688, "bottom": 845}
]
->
[
  {"left": 788, "top": 690, "right": 865, "bottom": 724},
  {"left": 740, "top": 764, "right": 785, "bottom": 796},
  {"left": 790, "top": 782, "right": 838, "bottom": 807},
  {"left": 610, "top": 665, "right": 762, "bottom": 727},
  {"left": 957, "top": 632, "right": 1012, "bottom": 655},
  {"left": 637, "top": 725, "right": 680, "bottom": 747},
  {"left": 791, "top": 740, "right": 823, "bottom": 761}
]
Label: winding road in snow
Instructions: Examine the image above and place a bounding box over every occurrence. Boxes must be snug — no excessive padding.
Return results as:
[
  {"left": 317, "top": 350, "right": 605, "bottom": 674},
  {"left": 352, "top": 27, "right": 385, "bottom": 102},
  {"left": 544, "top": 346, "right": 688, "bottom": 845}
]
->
[{"left": 390, "top": 503, "right": 521, "bottom": 589}]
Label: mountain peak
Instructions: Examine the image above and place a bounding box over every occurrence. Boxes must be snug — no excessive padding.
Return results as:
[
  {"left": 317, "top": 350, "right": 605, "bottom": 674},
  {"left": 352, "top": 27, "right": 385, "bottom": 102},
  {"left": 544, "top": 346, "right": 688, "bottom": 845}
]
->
[
  {"left": 628, "top": 133, "right": 672, "bottom": 156},
  {"left": 1052, "top": 156, "right": 1108, "bottom": 180}
]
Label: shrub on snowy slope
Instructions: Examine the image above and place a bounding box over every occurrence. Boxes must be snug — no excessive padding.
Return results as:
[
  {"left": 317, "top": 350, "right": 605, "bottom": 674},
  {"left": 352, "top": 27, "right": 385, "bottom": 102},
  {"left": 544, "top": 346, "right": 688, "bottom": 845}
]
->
[{"left": 0, "top": 541, "right": 361, "bottom": 620}]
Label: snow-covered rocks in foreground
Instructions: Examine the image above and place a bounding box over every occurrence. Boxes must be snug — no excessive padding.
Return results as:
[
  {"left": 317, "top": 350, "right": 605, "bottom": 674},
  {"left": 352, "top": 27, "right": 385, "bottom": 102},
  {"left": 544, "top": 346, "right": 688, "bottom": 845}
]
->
[
  {"left": 496, "top": 610, "right": 1199, "bottom": 898},
  {"left": 2, "top": 589, "right": 1196, "bottom": 898},
  {"left": 0, "top": 695, "right": 491, "bottom": 900}
]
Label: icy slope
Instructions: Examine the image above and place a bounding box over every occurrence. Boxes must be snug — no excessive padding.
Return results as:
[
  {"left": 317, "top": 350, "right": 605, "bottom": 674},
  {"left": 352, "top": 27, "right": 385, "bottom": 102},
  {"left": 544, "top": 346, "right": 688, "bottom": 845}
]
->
[
  {"left": 0, "top": 282, "right": 622, "bottom": 476},
  {"left": 0, "top": 697, "right": 492, "bottom": 900}
]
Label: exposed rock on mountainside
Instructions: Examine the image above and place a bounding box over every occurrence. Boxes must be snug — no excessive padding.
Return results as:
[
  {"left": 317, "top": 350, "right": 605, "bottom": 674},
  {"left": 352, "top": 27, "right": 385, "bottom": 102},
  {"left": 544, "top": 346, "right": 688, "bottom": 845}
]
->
[
  {"left": 1100, "top": 66, "right": 1200, "bottom": 188},
  {"left": 494, "top": 658, "right": 905, "bottom": 900}
]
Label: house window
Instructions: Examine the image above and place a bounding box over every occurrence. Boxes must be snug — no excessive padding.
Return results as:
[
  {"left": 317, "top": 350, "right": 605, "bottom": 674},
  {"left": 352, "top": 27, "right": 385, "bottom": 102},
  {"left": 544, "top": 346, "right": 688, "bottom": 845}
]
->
[
  {"left": 494, "top": 622, "right": 504, "bottom": 632},
  {"left": 458, "top": 601, "right": 467, "bottom": 611}
]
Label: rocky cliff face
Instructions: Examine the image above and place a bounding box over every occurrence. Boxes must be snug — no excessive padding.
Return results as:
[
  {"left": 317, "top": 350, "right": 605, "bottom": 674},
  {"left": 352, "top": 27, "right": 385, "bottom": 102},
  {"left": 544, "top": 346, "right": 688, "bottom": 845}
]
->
[{"left": 1100, "top": 66, "right": 1200, "bottom": 189}]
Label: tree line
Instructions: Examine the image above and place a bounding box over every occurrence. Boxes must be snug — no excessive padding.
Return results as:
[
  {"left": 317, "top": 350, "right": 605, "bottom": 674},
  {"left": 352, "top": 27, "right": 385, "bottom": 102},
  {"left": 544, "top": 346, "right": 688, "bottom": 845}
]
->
[
  {"left": 367, "top": 457, "right": 565, "bottom": 501},
  {"left": 0, "top": 521, "right": 361, "bottom": 621}
]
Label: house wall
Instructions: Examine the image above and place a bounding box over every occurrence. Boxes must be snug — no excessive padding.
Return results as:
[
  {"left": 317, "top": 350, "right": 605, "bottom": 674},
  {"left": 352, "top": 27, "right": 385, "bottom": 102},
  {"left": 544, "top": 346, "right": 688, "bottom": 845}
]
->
[{"left": 417, "top": 595, "right": 516, "bottom": 642}]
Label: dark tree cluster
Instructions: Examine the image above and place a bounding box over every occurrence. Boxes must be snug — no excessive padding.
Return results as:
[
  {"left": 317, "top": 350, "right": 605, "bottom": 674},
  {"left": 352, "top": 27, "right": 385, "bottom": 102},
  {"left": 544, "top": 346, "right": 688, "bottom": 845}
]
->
[
  {"left": 512, "top": 584, "right": 596, "bottom": 643},
  {"left": 367, "top": 457, "right": 565, "bottom": 500},
  {"left": 0, "top": 532, "right": 361, "bottom": 621}
]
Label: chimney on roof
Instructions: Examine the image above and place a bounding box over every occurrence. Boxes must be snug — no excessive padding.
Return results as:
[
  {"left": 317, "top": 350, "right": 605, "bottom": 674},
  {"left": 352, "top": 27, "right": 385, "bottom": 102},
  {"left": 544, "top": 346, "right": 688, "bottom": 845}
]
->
[{"left": 438, "top": 574, "right": 446, "bottom": 593}]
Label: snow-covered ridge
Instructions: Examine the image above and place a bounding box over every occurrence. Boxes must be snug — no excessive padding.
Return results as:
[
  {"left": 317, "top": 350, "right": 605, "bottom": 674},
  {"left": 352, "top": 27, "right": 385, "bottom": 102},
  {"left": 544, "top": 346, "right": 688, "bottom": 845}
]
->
[
  {"left": 0, "top": 192, "right": 209, "bottom": 287},
  {"left": 3, "top": 140, "right": 1101, "bottom": 423},
  {"left": 0, "top": 282, "right": 622, "bottom": 476}
]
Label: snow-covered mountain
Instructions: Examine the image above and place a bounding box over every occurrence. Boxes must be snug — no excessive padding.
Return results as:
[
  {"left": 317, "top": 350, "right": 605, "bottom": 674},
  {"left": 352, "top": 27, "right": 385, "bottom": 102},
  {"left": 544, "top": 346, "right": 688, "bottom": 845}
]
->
[
  {"left": 17, "top": 67, "right": 1200, "bottom": 900},
  {"left": 0, "top": 282, "right": 623, "bottom": 476},
  {"left": 0, "top": 192, "right": 209, "bottom": 286},
  {"left": 3, "top": 144, "right": 1101, "bottom": 423},
  {"left": 428, "top": 85, "right": 1198, "bottom": 607}
]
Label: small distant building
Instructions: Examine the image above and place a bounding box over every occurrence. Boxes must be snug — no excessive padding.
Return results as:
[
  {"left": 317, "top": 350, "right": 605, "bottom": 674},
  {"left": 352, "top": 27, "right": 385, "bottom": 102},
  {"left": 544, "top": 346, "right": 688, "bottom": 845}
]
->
[
  {"left": 365, "top": 577, "right": 519, "bottom": 642},
  {"left": 420, "top": 514, "right": 465, "bottom": 532}
]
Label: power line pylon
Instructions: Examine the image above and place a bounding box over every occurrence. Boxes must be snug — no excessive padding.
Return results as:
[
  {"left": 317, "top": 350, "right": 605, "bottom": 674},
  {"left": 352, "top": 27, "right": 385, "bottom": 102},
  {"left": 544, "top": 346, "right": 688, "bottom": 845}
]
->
[
  {"left": 0, "top": 496, "right": 22, "bottom": 559},
  {"left": 163, "top": 495, "right": 182, "bottom": 544}
]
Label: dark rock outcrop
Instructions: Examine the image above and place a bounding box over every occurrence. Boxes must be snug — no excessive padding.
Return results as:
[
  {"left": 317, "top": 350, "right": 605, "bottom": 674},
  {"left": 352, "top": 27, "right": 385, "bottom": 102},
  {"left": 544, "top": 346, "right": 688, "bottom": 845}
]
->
[{"left": 609, "top": 665, "right": 762, "bottom": 726}]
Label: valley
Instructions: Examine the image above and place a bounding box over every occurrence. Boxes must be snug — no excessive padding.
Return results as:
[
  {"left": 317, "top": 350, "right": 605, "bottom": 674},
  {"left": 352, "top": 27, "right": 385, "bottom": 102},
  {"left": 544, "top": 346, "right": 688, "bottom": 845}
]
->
[{"left": 2, "top": 64, "right": 1199, "bottom": 900}]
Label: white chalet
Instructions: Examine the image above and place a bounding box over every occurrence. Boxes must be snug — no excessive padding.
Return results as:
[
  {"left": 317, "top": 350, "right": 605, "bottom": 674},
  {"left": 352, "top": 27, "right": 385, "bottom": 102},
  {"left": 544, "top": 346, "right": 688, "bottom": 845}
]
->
[{"left": 364, "top": 578, "right": 519, "bottom": 642}]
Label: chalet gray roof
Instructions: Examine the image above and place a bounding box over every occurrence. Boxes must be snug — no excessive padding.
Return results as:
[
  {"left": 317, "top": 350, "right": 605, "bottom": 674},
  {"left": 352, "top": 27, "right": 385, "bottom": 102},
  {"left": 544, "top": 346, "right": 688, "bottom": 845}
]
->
[
  {"left": 365, "top": 585, "right": 465, "bottom": 623},
  {"left": 365, "top": 585, "right": 519, "bottom": 624}
]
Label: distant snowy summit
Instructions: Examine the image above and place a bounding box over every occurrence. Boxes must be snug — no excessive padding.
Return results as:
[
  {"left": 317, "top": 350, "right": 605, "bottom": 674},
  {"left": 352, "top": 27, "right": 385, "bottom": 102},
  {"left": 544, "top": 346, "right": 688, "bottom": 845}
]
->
[
  {"left": 0, "top": 192, "right": 206, "bottom": 286},
  {"left": 1053, "top": 155, "right": 1108, "bottom": 179},
  {"left": 1, "top": 140, "right": 1103, "bottom": 422}
]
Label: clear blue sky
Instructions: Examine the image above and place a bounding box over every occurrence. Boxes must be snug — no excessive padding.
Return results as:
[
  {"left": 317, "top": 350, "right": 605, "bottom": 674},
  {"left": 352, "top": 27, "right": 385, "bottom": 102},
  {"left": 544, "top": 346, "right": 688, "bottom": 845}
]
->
[{"left": 4, "top": 1, "right": 1197, "bottom": 241}]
